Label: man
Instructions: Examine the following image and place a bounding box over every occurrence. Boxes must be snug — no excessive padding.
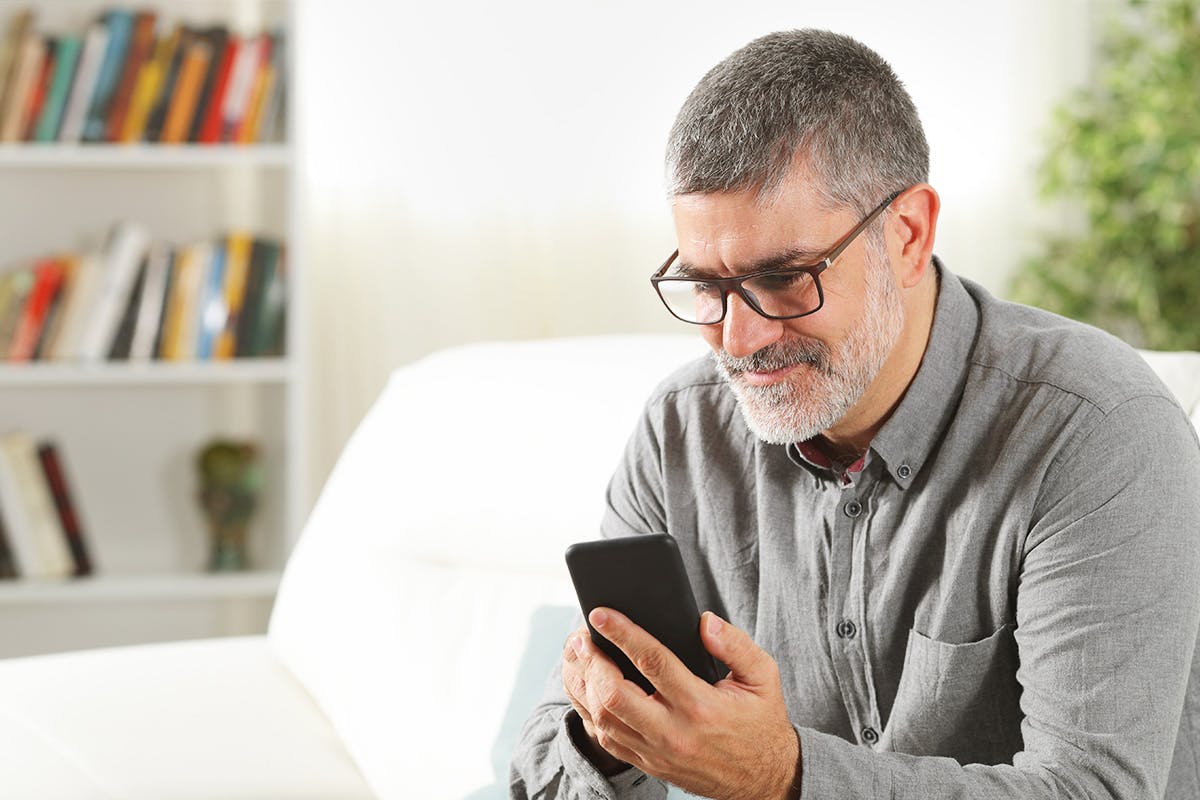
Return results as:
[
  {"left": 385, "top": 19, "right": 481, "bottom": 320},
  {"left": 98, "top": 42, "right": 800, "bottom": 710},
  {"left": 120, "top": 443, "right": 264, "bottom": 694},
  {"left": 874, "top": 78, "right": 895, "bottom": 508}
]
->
[{"left": 510, "top": 29, "right": 1200, "bottom": 800}]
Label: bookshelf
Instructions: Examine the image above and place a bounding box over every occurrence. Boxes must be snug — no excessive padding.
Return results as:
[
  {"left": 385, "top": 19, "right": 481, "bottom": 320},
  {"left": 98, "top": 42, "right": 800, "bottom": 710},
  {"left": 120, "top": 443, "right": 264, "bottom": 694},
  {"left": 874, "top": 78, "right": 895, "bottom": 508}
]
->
[{"left": 0, "top": 0, "right": 305, "bottom": 659}]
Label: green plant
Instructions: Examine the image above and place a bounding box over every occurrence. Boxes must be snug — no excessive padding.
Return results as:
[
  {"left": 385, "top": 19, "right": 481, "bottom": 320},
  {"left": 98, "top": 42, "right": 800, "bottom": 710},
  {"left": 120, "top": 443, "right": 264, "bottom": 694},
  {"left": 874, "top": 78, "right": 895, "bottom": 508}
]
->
[{"left": 1010, "top": 0, "right": 1200, "bottom": 350}]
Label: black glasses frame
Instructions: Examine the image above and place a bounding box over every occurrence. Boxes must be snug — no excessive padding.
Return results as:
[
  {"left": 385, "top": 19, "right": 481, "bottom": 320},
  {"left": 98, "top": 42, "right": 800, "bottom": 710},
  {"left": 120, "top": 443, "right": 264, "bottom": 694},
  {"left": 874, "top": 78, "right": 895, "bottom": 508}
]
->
[{"left": 650, "top": 189, "right": 904, "bottom": 325}]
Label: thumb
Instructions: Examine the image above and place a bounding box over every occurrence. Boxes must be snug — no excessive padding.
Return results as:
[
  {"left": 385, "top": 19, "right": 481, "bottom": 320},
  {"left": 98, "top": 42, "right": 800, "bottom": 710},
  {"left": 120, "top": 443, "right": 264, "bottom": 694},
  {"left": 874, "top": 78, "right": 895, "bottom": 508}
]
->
[{"left": 700, "top": 611, "right": 774, "bottom": 686}]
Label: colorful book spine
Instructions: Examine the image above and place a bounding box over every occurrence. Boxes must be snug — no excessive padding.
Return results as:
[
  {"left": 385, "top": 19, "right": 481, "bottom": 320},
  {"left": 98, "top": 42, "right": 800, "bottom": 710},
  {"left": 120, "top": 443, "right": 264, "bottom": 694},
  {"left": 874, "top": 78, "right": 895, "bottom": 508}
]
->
[
  {"left": 81, "top": 9, "right": 133, "bottom": 142},
  {"left": 0, "top": 29, "right": 44, "bottom": 141},
  {"left": 7, "top": 257, "right": 65, "bottom": 361},
  {"left": 20, "top": 36, "right": 55, "bottom": 140},
  {"left": 57, "top": 22, "right": 109, "bottom": 143},
  {"left": 36, "top": 442, "right": 92, "bottom": 577},
  {"left": 103, "top": 11, "right": 156, "bottom": 143},
  {"left": 160, "top": 36, "right": 211, "bottom": 143},
  {"left": 33, "top": 34, "right": 80, "bottom": 142},
  {"left": 77, "top": 221, "right": 151, "bottom": 362},
  {"left": 194, "top": 238, "right": 227, "bottom": 359},
  {"left": 120, "top": 25, "right": 178, "bottom": 143},
  {"left": 0, "top": 10, "right": 34, "bottom": 123},
  {"left": 214, "top": 233, "right": 252, "bottom": 359},
  {"left": 197, "top": 36, "right": 237, "bottom": 144}
]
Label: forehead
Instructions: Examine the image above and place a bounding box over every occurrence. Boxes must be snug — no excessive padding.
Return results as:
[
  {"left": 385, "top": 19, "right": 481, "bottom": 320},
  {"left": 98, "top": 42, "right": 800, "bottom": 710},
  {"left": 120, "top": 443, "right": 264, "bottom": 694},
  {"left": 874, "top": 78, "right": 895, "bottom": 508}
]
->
[{"left": 670, "top": 180, "right": 848, "bottom": 273}]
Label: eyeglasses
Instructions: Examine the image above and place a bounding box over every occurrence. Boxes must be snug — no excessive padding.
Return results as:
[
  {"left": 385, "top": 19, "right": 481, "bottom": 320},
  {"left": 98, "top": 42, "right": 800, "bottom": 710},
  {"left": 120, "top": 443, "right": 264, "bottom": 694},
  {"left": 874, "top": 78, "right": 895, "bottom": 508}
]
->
[{"left": 650, "top": 189, "right": 903, "bottom": 325}]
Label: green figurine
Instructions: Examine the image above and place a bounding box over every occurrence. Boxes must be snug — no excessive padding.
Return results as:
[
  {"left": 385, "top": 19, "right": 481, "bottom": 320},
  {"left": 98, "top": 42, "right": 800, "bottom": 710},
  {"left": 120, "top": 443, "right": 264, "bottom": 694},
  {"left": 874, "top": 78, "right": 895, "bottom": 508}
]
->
[{"left": 197, "top": 439, "right": 264, "bottom": 572}]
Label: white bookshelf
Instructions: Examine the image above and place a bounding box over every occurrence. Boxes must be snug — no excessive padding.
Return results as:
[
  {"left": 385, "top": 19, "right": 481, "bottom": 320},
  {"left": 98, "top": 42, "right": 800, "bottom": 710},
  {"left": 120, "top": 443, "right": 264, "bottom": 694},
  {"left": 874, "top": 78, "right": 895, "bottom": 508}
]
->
[{"left": 0, "top": 0, "right": 305, "bottom": 659}]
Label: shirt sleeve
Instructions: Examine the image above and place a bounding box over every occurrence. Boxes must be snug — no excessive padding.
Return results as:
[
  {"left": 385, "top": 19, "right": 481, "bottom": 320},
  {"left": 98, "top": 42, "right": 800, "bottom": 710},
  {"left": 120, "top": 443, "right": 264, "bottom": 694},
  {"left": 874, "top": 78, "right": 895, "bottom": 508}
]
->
[
  {"left": 508, "top": 405, "right": 673, "bottom": 799},
  {"left": 797, "top": 394, "right": 1200, "bottom": 798}
]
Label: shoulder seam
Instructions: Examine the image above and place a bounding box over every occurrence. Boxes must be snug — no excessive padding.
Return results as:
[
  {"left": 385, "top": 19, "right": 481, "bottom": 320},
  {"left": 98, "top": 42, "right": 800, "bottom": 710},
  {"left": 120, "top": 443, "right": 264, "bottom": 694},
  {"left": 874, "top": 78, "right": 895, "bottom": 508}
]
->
[{"left": 968, "top": 359, "right": 1174, "bottom": 414}]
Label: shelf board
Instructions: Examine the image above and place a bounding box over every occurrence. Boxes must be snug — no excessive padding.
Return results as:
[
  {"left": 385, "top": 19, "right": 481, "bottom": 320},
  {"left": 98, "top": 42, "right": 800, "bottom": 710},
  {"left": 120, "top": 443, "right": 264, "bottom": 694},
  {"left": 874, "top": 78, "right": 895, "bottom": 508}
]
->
[
  {"left": 0, "top": 143, "right": 292, "bottom": 169},
  {"left": 0, "top": 358, "right": 291, "bottom": 386},
  {"left": 0, "top": 569, "right": 282, "bottom": 604}
]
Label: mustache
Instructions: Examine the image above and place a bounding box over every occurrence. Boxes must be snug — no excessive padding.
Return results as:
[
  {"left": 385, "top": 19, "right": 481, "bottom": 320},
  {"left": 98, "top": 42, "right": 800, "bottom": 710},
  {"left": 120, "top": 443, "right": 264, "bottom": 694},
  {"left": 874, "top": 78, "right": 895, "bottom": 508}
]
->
[{"left": 713, "top": 338, "right": 833, "bottom": 378}]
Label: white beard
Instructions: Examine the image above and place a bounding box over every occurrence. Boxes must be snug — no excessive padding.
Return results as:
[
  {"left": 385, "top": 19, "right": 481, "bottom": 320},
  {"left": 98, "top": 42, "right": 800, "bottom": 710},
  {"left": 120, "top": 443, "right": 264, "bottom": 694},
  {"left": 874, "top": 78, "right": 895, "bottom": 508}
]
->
[{"left": 712, "top": 256, "right": 905, "bottom": 445}]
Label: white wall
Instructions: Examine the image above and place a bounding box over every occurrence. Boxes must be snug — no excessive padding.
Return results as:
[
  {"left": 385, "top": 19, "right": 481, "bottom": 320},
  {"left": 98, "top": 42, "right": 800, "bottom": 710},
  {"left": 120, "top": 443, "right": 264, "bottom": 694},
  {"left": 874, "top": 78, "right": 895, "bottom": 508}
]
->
[{"left": 297, "top": 0, "right": 1096, "bottom": 503}]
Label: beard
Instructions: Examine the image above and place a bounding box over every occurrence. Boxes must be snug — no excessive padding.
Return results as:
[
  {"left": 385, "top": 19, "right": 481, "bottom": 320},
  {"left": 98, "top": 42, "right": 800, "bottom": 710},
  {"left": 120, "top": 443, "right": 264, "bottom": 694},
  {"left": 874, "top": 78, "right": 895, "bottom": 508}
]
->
[{"left": 712, "top": 253, "right": 906, "bottom": 445}]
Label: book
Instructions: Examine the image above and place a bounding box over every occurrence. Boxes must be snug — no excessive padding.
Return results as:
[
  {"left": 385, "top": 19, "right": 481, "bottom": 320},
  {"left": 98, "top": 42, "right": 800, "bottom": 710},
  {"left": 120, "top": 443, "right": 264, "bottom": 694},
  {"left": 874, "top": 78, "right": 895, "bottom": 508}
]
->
[
  {"left": 159, "top": 240, "right": 210, "bottom": 360},
  {"left": 143, "top": 24, "right": 189, "bottom": 143},
  {"left": 31, "top": 256, "right": 72, "bottom": 360},
  {"left": 119, "top": 24, "right": 178, "bottom": 143},
  {"left": 196, "top": 35, "right": 237, "bottom": 144},
  {"left": 36, "top": 442, "right": 92, "bottom": 576},
  {"left": 219, "top": 33, "right": 264, "bottom": 142},
  {"left": 103, "top": 10, "right": 156, "bottom": 143},
  {"left": 33, "top": 34, "right": 80, "bottom": 142},
  {"left": 45, "top": 252, "right": 100, "bottom": 361},
  {"left": 214, "top": 232, "right": 252, "bottom": 359},
  {"left": 194, "top": 238, "right": 227, "bottom": 359},
  {"left": 106, "top": 256, "right": 147, "bottom": 359},
  {"left": 0, "top": 267, "right": 33, "bottom": 357},
  {"left": 186, "top": 25, "right": 228, "bottom": 143},
  {"left": 234, "top": 238, "right": 281, "bottom": 357},
  {"left": 0, "top": 432, "right": 73, "bottom": 579},
  {"left": 0, "top": 9, "right": 33, "bottom": 125},
  {"left": 57, "top": 21, "right": 110, "bottom": 143},
  {"left": 129, "top": 242, "right": 172, "bottom": 361},
  {"left": 77, "top": 221, "right": 151, "bottom": 362},
  {"left": 257, "top": 27, "right": 286, "bottom": 143},
  {"left": 160, "top": 34, "right": 211, "bottom": 143},
  {"left": 0, "top": 506, "right": 17, "bottom": 578},
  {"left": 20, "top": 36, "right": 55, "bottom": 141},
  {"left": 7, "top": 256, "right": 65, "bottom": 361},
  {"left": 81, "top": 9, "right": 133, "bottom": 142},
  {"left": 254, "top": 245, "right": 286, "bottom": 356},
  {"left": 0, "top": 28, "right": 44, "bottom": 141}
]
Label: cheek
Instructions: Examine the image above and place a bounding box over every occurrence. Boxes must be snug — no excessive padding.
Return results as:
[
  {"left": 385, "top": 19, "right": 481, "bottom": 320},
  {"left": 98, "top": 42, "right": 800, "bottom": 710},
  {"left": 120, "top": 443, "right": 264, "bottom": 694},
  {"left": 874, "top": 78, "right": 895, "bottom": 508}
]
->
[{"left": 699, "top": 323, "right": 724, "bottom": 352}]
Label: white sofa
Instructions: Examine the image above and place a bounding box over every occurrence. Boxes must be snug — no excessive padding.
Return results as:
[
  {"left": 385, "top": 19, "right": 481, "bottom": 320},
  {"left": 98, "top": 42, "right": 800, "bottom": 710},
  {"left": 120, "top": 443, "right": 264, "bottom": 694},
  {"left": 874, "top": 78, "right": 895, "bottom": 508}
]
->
[{"left": 0, "top": 335, "right": 1197, "bottom": 800}]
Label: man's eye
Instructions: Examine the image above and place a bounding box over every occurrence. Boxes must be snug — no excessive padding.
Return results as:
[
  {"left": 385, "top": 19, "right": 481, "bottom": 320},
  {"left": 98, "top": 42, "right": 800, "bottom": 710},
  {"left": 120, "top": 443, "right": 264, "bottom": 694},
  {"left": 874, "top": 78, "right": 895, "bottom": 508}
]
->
[
  {"left": 692, "top": 282, "right": 721, "bottom": 297},
  {"left": 750, "top": 272, "right": 807, "bottom": 291}
]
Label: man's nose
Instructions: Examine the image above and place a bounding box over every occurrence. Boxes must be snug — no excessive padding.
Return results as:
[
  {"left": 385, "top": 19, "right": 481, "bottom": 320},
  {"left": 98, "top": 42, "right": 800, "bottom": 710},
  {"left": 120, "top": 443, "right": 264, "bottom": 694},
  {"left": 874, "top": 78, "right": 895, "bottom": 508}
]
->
[{"left": 721, "top": 291, "right": 784, "bottom": 358}]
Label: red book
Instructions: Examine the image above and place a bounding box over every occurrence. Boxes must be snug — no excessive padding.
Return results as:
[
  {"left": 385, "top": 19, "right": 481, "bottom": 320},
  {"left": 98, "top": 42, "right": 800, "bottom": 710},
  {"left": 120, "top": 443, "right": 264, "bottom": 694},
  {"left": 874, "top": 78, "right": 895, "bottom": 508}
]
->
[
  {"left": 197, "top": 36, "right": 237, "bottom": 144},
  {"left": 7, "top": 257, "right": 66, "bottom": 362},
  {"left": 105, "top": 11, "right": 158, "bottom": 143},
  {"left": 36, "top": 442, "right": 92, "bottom": 577}
]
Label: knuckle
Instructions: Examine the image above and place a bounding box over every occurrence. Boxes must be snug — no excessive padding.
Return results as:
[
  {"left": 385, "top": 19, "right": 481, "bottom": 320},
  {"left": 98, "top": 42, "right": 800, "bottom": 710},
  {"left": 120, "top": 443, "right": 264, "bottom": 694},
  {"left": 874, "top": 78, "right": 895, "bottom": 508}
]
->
[
  {"left": 635, "top": 647, "right": 668, "bottom": 677},
  {"left": 597, "top": 682, "right": 624, "bottom": 712}
]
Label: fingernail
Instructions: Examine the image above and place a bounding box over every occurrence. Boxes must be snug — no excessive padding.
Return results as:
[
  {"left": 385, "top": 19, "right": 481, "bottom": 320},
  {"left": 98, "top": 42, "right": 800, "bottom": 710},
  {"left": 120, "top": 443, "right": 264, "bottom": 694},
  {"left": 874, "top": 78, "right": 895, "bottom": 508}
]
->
[
  {"left": 572, "top": 635, "right": 585, "bottom": 655},
  {"left": 592, "top": 609, "right": 609, "bottom": 628},
  {"left": 706, "top": 612, "right": 724, "bottom": 636}
]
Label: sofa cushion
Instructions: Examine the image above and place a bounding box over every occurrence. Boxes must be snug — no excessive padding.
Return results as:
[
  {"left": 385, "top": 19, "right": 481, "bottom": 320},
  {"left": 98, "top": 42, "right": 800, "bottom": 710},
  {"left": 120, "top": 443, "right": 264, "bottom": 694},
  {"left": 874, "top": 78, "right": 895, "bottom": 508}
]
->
[
  {"left": 270, "top": 335, "right": 707, "bottom": 799},
  {"left": 0, "top": 636, "right": 373, "bottom": 799}
]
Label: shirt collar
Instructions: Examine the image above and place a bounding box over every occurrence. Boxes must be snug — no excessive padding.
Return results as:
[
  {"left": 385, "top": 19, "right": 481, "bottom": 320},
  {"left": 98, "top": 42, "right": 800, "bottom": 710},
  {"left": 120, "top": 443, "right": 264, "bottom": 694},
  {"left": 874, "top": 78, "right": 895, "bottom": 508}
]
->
[{"left": 869, "top": 257, "right": 977, "bottom": 488}]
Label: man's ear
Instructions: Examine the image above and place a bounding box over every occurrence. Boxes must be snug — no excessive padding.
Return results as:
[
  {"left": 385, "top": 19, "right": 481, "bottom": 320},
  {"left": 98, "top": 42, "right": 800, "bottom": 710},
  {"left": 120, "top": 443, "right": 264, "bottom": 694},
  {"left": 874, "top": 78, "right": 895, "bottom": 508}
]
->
[{"left": 888, "top": 183, "right": 940, "bottom": 289}]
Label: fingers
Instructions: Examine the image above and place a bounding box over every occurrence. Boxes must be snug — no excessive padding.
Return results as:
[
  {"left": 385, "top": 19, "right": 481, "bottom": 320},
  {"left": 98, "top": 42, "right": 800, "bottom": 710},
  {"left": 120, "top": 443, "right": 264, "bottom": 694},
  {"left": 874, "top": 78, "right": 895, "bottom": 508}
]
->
[
  {"left": 589, "top": 607, "right": 706, "bottom": 702},
  {"left": 699, "top": 611, "right": 777, "bottom": 688}
]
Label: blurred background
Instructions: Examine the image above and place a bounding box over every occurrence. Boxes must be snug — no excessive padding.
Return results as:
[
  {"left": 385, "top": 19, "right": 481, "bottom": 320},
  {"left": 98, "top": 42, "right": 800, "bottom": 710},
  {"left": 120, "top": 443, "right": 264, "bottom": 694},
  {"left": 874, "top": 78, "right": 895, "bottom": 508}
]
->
[{"left": 0, "top": 0, "right": 1195, "bottom": 657}]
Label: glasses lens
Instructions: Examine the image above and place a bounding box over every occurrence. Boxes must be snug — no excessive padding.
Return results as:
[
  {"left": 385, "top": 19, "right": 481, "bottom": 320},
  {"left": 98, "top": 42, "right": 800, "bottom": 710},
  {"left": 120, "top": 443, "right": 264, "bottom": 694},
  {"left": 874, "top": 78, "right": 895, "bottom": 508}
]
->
[
  {"left": 742, "top": 270, "right": 819, "bottom": 318},
  {"left": 656, "top": 279, "right": 725, "bottom": 324}
]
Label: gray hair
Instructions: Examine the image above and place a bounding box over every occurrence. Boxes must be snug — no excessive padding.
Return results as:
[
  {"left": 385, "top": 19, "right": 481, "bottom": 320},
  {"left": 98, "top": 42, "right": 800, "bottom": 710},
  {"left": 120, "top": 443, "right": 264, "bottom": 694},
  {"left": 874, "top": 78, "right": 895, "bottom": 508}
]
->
[{"left": 666, "top": 29, "right": 929, "bottom": 215}]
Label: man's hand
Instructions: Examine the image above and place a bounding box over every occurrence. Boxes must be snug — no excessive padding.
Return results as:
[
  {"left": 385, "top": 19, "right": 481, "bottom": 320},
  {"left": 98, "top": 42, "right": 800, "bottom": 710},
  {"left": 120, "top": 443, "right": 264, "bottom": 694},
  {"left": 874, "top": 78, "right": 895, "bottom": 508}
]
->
[{"left": 561, "top": 608, "right": 801, "bottom": 800}]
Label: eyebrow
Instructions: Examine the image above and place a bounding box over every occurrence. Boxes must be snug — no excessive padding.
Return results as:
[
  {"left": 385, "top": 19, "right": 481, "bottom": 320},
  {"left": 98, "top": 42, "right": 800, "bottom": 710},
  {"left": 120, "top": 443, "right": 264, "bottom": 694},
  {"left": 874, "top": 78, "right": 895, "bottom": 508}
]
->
[{"left": 673, "top": 245, "right": 828, "bottom": 279}]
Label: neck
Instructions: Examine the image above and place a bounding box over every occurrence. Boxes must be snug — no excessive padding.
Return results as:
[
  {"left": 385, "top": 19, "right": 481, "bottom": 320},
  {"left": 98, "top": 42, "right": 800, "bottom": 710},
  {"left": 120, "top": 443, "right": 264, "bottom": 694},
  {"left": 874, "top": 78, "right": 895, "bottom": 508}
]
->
[{"left": 821, "top": 271, "right": 939, "bottom": 456}]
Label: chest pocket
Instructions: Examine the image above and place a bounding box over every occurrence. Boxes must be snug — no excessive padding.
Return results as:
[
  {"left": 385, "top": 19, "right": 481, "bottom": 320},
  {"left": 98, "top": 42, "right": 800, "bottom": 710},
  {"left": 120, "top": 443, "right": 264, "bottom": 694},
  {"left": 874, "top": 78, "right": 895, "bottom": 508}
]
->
[{"left": 880, "top": 623, "right": 1023, "bottom": 765}]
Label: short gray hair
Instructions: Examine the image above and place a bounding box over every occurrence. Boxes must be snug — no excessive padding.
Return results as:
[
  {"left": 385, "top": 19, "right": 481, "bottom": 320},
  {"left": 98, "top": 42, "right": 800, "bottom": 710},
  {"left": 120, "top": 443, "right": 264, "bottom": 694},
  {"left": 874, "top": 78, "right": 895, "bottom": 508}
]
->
[{"left": 666, "top": 29, "right": 929, "bottom": 215}]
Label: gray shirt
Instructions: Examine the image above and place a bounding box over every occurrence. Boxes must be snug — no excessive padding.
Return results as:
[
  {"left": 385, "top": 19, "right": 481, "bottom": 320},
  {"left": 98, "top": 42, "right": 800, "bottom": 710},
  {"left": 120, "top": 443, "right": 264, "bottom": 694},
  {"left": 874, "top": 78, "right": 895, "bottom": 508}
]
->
[{"left": 510, "top": 263, "right": 1200, "bottom": 799}]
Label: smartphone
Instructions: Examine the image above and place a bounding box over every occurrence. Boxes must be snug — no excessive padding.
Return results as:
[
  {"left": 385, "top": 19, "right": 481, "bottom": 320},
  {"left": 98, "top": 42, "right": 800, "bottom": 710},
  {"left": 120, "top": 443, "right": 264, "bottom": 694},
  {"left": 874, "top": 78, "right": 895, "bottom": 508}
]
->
[{"left": 565, "top": 533, "right": 722, "bottom": 694}]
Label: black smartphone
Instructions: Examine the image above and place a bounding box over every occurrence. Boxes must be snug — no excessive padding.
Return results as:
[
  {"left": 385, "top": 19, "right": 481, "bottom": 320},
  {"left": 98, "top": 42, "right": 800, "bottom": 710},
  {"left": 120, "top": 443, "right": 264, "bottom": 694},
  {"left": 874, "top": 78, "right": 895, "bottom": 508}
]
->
[{"left": 565, "top": 533, "right": 722, "bottom": 694}]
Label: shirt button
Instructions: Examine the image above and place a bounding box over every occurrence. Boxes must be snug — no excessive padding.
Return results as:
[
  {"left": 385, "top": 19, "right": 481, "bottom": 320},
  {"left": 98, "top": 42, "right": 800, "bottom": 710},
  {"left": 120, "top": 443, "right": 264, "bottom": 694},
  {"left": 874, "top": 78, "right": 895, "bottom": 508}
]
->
[
  {"left": 862, "top": 727, "right": 879, "bottom": 744},
  {"left": 835, "top": 619, "right": 857, "bottom": 639},
  {"left": 898, "top": 464, "right": 912, "bottom": 479},
  {"left": 844, "top": 500, "right": 863, "bottom": 518}
]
